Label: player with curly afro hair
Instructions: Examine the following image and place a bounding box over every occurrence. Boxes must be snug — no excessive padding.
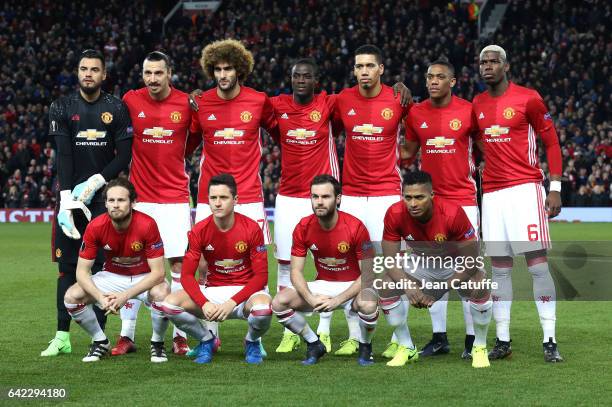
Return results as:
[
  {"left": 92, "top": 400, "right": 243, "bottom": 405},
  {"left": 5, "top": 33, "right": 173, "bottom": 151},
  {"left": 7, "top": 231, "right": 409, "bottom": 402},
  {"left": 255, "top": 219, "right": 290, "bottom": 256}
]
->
[{"left": 200, "top": 39, "right": 254, "bottom": 83}]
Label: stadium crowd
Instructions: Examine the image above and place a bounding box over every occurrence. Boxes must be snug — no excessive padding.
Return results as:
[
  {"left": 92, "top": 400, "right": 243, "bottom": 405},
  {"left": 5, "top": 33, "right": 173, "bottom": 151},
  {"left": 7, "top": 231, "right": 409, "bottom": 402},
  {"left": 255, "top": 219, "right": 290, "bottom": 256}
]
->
[{"left": 0, "top": 0, "right": 609, "bottom": 209}]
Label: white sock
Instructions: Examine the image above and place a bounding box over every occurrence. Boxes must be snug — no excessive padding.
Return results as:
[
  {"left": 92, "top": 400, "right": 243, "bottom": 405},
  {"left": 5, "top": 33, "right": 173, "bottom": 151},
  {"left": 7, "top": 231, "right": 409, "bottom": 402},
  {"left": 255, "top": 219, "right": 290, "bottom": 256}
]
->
[
  {"left": 150, "top": 302, "right": 170, "bottom": 343},
  {"left": 170, "top": 276, "right": 187, "bottom": 339},
  {"left": 463, "top": 298, "right": 475, "bottom": 336},
  {"left": 246, "top": 304, "right": 272, "bottom": 342},
  {"left": 345, "top": 308, "right": 361, "bottom": 340},
  {"left": 528, "top": 260, "right": 557, "bottom": 343},
  {"left": 119, "top": 300, "right": 141, "bottom": 340},
  {"left": 277, "top": 262, "right": 291, "bottom": 291},
  {"left": 492, "top": 264, "right": 513, "bottom": 341},
  {"left": 428, "top": 292, "right": 448, "bottom": 333},
  {"left": 274, "top": 308, "right": 318, "bottom": 343},
  {"left": 469, "top": 298, "right": 492, "bottom": 347},
  {"left": 160, "top": 302, "right": 212, "bottom": 342},
  {"left": 380, "top": 297, "right": 414, "bottom": 348},
  {"left": 317, "top": 311, "right": 332, "bottom": 334},
  {"left": 358, "top": 310, "right": 378, "bottom": 344},
  {"left": 65, "top": 303, "right": 106, "bottom": 342}
]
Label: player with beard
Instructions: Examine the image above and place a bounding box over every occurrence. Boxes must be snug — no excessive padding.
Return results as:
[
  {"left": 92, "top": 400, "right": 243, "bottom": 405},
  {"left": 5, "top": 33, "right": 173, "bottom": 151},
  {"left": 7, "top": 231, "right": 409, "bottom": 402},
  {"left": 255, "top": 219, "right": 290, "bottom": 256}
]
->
[
  {"left": 272, "top": 175, "right": 379, "bottom": 366},
  {"left": 42, "top": 49, "right": 132, "bottom": 357},
  {"left": 113, "top": 51, "right": 197, "bottom": 356},
  {"left": 63, "top": 178, "right": 170, "bottom": 363}
]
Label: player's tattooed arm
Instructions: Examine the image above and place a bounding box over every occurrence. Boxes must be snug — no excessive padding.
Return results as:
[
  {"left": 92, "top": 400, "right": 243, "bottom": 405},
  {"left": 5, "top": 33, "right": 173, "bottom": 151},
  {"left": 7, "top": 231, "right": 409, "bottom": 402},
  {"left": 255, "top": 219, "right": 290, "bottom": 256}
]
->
[{"left": 188, "top": 89, "right": 203, "bottom": 111}]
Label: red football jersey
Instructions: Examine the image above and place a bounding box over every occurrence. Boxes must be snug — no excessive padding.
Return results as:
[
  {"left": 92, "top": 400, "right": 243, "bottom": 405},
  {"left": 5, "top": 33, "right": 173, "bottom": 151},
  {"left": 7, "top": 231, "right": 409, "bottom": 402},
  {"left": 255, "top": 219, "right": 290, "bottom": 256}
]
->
[
  {"left": 271, "top": 92, "right": 340, "bottom": 198},
  {"left": 383, "top": 199, "right": 475, "bottom": 256},
  {"left": 405, "top": 96, "right": 477, "bottom": 206},
  {"left": 333, "top": 85, "right": 408, "bottom": 196},
  {"left": 123, "top": 88, "right": 193, "bottom": 203},
  {"left": 181, "top": 212, "right": 268, "bottom": 306},
  {"left": 292, "top": 211, "right": 375, "bottom": 282},
  {"left": 472, "top": 82, "right": 562, "bottom": 193},
  {"left": 190, "top": 87, "right": 277, "bottom": 204},
  {"left": 80, "top": 210, "right": 164, "bottom": 276}
]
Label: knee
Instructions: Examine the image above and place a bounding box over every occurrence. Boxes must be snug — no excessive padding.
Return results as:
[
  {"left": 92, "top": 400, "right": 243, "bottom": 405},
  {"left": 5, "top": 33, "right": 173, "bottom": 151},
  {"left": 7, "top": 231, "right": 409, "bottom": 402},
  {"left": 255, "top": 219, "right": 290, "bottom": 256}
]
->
[
  {"left": 162, "top": 290, "right": 182, "bottom": 307},
  {"left": 271, "top": 291, "right": 292, "bottom": 312},
  {"left": 63, "top": 284, "right": 82, "bottom": 304},
  {"left": 149, "top": 282, "right": 171, "bottom": 302},
  {"left": 355, "top": 298, "right": 378, "bottom": 315},
  {"left": 169, "top": 259, "right": 182, "bottom": 275},
  {"left": 250, "top": 294, "right": 271, "bottom": 307}
]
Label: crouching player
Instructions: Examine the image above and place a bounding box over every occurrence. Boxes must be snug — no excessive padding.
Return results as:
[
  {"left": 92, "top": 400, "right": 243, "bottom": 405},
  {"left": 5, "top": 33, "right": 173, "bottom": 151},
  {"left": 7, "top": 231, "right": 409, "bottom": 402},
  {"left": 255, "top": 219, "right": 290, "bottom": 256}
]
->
[
  {"left": 63, "top": 178, "right": 170, "bottom": 362},
  {"left": 160, "top": 174, "right": 271, "bottom": 364},
  {"left": 272, "top": 175, "right": 379, "bottom": 366},
  {"left": 380, "top": 171, "right": 492, "bottom": 368}
]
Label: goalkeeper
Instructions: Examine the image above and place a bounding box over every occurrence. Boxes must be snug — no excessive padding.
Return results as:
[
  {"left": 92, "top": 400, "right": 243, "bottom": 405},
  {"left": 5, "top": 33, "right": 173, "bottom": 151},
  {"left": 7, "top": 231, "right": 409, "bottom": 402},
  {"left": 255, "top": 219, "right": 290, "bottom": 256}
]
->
[{"left": 42, "top": 49, "right": 133, "bottom": 357}]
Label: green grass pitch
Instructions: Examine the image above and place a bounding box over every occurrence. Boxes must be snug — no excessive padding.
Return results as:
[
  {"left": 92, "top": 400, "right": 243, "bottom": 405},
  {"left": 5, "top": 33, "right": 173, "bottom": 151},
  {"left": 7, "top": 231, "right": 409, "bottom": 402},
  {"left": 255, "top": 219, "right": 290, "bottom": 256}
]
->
[{"left": 0, "top": 222, "right": 610, "bottom": 405}]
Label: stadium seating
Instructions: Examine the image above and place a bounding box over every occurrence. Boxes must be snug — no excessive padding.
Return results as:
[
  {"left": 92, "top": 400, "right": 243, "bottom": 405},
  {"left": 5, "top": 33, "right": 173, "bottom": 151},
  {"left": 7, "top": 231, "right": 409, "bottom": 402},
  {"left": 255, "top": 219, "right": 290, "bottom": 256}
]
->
[{"left": 0, "top": 0, "right": 609, "bottom": 208}]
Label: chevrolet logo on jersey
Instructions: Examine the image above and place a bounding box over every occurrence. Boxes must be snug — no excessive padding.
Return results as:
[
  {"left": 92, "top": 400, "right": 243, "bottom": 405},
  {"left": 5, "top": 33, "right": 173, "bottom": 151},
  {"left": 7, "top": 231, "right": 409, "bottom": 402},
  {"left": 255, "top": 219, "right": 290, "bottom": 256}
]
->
[
  {"left": 484, "top": 125, "right": 510, "bottom": 137},
  {"left": 143, "top": 127, "right": 173, "bottom": 138},
  {"left": 318, "top": 257, "right": 347, "bottom": 267},
  {"left": 214, "top": 128, "right": 244, "bottom": 139},
  {"left": 352, "top": 124, "right": 383, "bottom": 135},
  {"left": 426, "top": 137, "right": 455, "bottom": 148},
  {"left": 287, "top": 129, "right": 316, "bottom": 140},
  {"left": 77, "top": 129, "right": 107, "bottom": 140},
  {"left": 484, "top": 125, "right": 511, "bottom": 143},
  {"left": 214, "top": 259, "right": 244, "bottom": 270}
]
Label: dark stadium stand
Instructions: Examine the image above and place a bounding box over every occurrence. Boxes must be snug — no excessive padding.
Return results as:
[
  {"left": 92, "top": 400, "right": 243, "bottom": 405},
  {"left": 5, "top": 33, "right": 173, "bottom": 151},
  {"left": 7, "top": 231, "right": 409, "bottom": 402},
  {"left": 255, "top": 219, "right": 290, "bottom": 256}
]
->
[{"left": 0, "top": 0, "right": 609, "bottom": 208}]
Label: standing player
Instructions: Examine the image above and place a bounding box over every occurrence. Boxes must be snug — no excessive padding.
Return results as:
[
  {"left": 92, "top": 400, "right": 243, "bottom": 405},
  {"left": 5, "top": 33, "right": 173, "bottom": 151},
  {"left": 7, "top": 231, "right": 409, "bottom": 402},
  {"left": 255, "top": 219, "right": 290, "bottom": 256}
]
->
[
  {"left": 380, "top": 171, "right": 492, "bottom": 368},
  {"left": 42, "top": 49, "right": 133, "bottom": 357},
  {"left": 333, "top": 44, "right": 410, "bottom": 356},
  {"left": 473, "top": 45, "right": 563, "bottom": 362},
  {"left": 189, "top": 39, "right": 277, "bottom": 348},
  {"left": 114, "top": 51, "right": 195, "bottom": 356},
  {"left": 272, "top": 175, "right": 379, "bottom": 366},
  {"left": 160, "top": 174, "right": 272, "bottom": 365},
  {"left": 270, "top": 59, "right": 341, "bottom": 354},
  {"left": 271, "top": 58, "right": 411, "bottom": 355},
  {"left": 401, "top": 60, "right": 479, "bottom": 359},
  {"left": 63, "top": 178, "right": 170, "bottom": 363}
]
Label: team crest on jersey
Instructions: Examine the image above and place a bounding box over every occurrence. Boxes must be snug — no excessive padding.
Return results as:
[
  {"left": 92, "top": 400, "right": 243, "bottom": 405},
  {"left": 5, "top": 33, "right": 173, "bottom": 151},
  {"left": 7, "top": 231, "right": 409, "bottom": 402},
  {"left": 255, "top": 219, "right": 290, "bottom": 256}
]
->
[
  {"left": 55, "top": 248, "right": 62, "bottom": 258},
  {"left": 101, "top": 112, "right": 113, "bottom": 124},
  {"left": 309, "top": 110, "right": 321, "bottom": 122},
  {"left": 170, "top": 111, "right": 182, "bottom": 123},
  {"left": 503, "top": 107, "right": 515, "bottom": 120},
  {"left": 449, "top": 118, "right": 462, "bottom": 131},
  {"left": 381, "top": 108, "right": 394, "bottom": 120},
  {"left": 240, "top": 111, "right": 253, "bottom": 123},
  {"left": 131, "top": 241, "right": 143, "bottom": 252},
  {"left": 235, "top": 240, "right": 248, "bottom": 253},
  {"left": 337, "top": 241, "right": 350, "bottom": 253},
  {"left": 434, "top": 233, "right": 447, "bottom": 243}
]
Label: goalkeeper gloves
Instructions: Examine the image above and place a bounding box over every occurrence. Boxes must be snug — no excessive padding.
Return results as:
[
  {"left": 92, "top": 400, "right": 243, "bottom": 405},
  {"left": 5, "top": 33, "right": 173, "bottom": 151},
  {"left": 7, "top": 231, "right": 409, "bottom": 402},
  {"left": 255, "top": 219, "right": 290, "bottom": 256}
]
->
[
  {"left": 72, "top": 173, "right": 106, "bottom": 205},
  {"left": 58, "top": 190, "right": 92, "bottom": 240}
]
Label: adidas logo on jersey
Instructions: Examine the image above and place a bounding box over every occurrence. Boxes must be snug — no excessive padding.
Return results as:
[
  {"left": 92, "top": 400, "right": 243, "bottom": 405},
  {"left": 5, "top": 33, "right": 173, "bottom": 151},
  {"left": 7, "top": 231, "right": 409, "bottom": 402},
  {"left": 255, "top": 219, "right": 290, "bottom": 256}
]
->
[
  {"left": 420, "top": 122, "right": 428, "bottom": 129},
  {"left": 138, "top": 111, "right": 146, "bottom": 118},
  {"left": 103, "top": 244, "right": 112, "bottom": 250},
  {"left": 479, "top": 112, "right": 485, "bottom": 119},
  {"left": 205, "top": 244, "right": 214, "bottom": 251},
  {"left": 281, "top": 113, "right": 289, "bottom": 119},
  {"left": 348, "top": 109, "right": 356, "bottom": 116},
  {"left": 208, "top": 114, "right": 216, "bottom": 121},
  {"left": 310, "top": 244, "right": 318, "bottom": 251}
]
